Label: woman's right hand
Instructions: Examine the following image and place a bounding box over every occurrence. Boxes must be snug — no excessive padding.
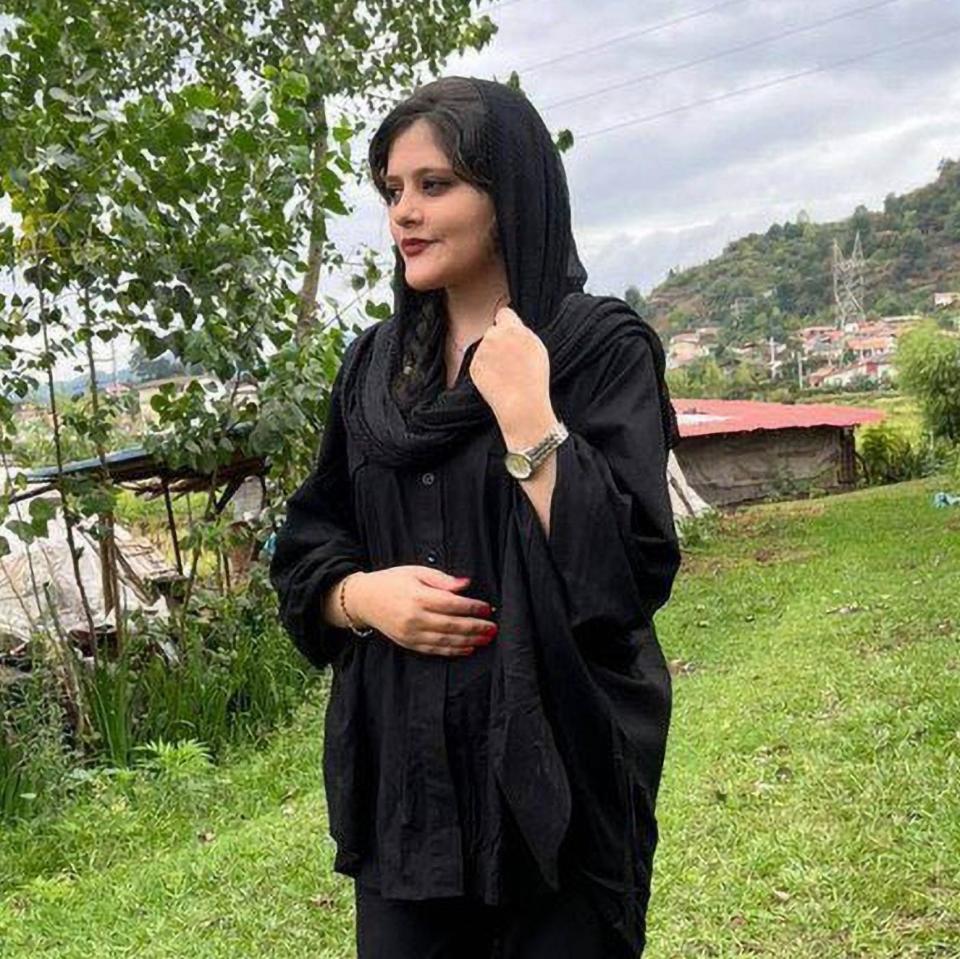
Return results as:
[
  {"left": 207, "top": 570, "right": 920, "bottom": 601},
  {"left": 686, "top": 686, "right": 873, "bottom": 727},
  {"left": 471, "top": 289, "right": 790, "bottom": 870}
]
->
[{"left": 349, "top": 567, "right": 498, "bottom": 657}]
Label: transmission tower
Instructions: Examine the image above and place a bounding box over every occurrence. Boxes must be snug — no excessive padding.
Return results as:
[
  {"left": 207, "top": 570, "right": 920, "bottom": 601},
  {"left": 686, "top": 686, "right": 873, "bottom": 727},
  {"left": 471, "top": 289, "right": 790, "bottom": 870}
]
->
[{"left": 832, "top": 231, "right": 865, "bottom": 329}]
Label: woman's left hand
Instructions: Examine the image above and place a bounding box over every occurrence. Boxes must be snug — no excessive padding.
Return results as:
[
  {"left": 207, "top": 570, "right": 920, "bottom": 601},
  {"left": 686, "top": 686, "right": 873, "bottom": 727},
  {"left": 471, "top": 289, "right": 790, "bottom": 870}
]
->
[{"left": 469, "top": 305, "right": 555, "bottom": 437}]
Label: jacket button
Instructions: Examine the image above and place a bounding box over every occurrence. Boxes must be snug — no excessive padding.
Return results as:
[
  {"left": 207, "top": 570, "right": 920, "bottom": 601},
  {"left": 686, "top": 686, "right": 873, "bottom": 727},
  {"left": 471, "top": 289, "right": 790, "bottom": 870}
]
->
[
  {"left": 421, "top": 471, "right": 435, "bottom": 486},
  {"left": 426, "top": 550, "right": 438, "bottom": 564}
]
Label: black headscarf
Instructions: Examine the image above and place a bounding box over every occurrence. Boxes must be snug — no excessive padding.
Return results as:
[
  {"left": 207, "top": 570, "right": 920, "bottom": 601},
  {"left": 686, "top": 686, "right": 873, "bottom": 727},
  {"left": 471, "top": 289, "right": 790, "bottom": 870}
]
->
[
  {"left": 339, "top": 76, "right": 679, "bottom": 470},
  {"left": 336, "top": 77, "right": 678, "bottom": 953}
]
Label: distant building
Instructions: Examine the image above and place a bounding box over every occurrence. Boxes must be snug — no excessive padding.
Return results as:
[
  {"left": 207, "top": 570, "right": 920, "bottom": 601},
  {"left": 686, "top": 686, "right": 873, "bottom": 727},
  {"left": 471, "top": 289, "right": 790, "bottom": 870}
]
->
[
  {"left": 933, "top": 292, "right": 960, "bottom": 308},
  {"left": 807, "top": 354, "right": 896, "bottom": 388},
  {"left": 12, "top": 402, "right": 52, "bottom": 427},
  {"left": 846, "top": 334, "right": 896, "bottom": 360},
  {"left": 667, "top": 331, "right": 712, "bottom": 369}
]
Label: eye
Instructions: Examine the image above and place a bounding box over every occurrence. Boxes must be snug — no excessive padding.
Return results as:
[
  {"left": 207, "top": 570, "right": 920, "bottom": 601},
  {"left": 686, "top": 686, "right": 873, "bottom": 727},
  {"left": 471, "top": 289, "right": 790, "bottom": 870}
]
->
[{"left": 383, "top": 178, "right": 451, "bottom": 206}]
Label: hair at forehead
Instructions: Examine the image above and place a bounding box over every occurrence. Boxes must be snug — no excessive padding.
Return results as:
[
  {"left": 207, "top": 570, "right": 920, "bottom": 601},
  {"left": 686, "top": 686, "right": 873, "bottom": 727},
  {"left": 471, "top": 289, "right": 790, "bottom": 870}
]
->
[{"left": 368, "top": 77, "right": 493, "bottom": 203}]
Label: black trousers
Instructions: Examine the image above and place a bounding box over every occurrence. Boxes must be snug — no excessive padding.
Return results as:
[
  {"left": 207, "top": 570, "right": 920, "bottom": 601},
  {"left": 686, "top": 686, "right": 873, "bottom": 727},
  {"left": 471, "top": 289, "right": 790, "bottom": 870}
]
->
[{"left": 354, "top": 881, "right": 636, "bottom": 959}]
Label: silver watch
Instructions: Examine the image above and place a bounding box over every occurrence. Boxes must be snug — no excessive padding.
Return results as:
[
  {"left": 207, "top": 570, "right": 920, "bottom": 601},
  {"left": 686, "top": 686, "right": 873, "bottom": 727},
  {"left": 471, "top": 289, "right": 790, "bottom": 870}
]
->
[{"left": 503, "top": 420, "right": 569, "bottom": 480}]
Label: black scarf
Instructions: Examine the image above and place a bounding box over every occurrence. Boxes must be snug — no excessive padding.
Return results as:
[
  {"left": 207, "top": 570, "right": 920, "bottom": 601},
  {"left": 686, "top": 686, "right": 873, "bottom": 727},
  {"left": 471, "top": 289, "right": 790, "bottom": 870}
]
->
[{"left": 337, "top": 77, "right": 679, "bottom": 951}]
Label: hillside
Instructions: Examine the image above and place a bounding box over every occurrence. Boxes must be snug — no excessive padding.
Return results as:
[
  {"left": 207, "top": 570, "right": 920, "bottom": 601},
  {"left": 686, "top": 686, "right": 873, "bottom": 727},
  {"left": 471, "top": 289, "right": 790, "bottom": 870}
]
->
[{"left": 643, "top": 157, "right": 960, "bottom": 344}]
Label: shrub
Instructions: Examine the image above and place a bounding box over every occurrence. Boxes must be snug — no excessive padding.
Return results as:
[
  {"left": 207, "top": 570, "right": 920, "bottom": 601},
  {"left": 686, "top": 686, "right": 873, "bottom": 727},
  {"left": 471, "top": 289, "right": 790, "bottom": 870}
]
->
[{"left": 859, "top": 422, "right": 953, "bottom": 485}]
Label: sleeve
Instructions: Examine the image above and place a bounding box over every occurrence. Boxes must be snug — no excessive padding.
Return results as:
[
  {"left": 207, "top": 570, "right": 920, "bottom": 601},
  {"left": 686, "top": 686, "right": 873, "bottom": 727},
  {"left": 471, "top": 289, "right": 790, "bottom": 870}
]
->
[
  {"left": 268, "top": 360, "right": 369, "bottom": 670},
  {"left": 536, "top": 327, "right": 681, "bottom": 634}
]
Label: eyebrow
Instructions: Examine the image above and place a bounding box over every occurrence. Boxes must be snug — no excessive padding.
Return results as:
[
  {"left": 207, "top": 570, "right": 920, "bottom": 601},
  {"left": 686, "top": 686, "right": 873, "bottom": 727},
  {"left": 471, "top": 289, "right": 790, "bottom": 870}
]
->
[{"left": 383, "top": 166, "right": 454, "bottom": 182}]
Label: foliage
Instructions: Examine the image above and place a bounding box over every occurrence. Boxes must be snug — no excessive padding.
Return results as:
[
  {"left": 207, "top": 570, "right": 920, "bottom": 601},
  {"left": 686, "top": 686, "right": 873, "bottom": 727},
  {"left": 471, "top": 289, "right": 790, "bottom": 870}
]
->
[
  {"left": 894, "top": 320, "right": 960, "bottom": 443},
  {"left": 858, "top": 420, "right": 956, "bottom": 486},
  {"left": 1, "top": 563, "right": 312, "bottom": 823},
  {"left": 0, "top": 0, "right": 504, "bottom": 777}
]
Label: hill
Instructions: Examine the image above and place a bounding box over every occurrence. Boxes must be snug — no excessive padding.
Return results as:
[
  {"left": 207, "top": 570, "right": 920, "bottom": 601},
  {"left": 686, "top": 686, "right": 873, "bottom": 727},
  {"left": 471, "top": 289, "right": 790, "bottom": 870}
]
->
[{"left": 641, "top": 157, "right": 960, "bottom": 345}]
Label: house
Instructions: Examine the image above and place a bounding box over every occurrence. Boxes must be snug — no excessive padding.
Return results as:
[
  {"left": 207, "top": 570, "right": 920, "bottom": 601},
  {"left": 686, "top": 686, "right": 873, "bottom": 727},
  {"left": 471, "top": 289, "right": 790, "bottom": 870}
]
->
[
  {"left": 845, "top": 334, "right": 897, "bottom": 361},
  {"left": 667, "top": 331, "right": 711, "bottom": 369},
  {"left": 933, "top": 292, "right": 960, "bottom": 308},
  {"left": 672, "top": 398, "right": 883, "bottom": 507},
  {"left": 811, "top": 354, "right": 897, "bottom": 388}
]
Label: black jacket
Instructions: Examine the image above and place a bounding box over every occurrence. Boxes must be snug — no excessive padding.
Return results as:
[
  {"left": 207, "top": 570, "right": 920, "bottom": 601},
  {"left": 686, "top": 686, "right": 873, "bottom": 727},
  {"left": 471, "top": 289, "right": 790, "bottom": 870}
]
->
[{"left": 270, "top": 316, "right": 681, "bottom": 950}]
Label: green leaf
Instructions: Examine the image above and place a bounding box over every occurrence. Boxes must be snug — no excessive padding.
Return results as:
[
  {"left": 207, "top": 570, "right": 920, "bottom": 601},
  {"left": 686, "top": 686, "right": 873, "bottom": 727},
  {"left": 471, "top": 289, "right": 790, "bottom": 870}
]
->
[
  {"left": 182, "top": 84, "right": 218, "bottom": 110},
  {"left": 282, "top": 71, "right": 310, "bottom": 101},
  {"left": 364, "top": 300, "right": 391, "bottom": 320}
]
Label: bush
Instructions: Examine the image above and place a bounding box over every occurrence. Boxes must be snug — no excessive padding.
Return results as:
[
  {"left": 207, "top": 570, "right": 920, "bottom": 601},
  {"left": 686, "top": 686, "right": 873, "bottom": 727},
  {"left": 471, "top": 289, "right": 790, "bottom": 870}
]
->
[
  {"left": 2, "top": 563, "right": 313, "bottom": 823},
  {"left": 895, "top": 322, "right": 960, "bottom": 443},
  {"left": 859, "top": 422, "right": 954, "bottom": 485}
]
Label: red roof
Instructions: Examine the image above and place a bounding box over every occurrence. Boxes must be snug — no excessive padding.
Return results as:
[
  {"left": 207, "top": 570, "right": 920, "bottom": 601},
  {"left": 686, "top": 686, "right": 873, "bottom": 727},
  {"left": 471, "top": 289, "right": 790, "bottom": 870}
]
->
[{"left": 673, "top": 397, "right": 885, "bottom": 438}]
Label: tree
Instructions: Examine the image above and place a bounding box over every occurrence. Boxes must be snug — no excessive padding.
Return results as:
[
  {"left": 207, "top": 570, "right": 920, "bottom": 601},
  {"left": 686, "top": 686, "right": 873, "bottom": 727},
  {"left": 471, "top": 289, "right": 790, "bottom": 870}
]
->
[
  {"left": 895, "top": 321, "right": 960, "bottom": 443},
  {"left": 0, "top": 0, "right": 501, "bottom": 741},
  {"left": 623, "top": 285, "right": 648, "bottom": 318}
]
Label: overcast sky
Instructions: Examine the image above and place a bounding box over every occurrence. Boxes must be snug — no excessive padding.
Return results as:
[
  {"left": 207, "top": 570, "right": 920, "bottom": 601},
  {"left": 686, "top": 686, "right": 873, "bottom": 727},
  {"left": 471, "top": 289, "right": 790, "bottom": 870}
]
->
[
  {"left": 337, "top": 0, "right": 960, "bottom": 300},
  {"left": 4, "top": 0, "right": 959, "bottom": 378}
]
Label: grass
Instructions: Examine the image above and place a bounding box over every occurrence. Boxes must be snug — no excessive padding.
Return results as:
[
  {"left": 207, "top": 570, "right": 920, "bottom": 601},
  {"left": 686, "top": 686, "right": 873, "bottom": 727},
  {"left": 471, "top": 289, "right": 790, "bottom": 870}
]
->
[
  {"left": 803, "top": 390, "right": 925, "bottom": 443},
  {"left": 1, "top": 475, "right": 958, "bottom": 957}
]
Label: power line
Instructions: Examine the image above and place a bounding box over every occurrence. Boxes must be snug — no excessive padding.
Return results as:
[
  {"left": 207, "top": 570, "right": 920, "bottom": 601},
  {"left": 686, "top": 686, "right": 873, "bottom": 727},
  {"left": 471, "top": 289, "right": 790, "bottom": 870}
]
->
[
  {"left": 540, "top": 0, "right": 904, "bottom": 112},
  {"left": 576, "top": 22, "right": 960, "bottom": 141},
  {"left": 518, "top": 0, "right": 749, "bottom": 75}
]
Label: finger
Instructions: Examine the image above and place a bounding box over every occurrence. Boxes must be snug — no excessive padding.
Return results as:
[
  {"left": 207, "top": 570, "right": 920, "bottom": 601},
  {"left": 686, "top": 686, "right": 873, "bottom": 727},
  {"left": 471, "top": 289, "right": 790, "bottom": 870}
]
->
[
  {"left": 420, "top": 589, "right": 494, "bottom": 618},
  {"left": 410, "top": 641, "right": 475, "bottom": 657},
  {"left": 417, "top": 628, "right": 496, "bottom": 650},
  {"left": 421, "top": 613, "right": 498, "bottom": 638},
  {"left": 414, "top": 567, "right": 472, "bottom": 592}
]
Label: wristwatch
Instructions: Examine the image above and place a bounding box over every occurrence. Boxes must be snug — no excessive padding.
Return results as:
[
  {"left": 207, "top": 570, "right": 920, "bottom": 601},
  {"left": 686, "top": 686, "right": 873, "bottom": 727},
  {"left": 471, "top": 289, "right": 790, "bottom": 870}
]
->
[{"left": 503, "top": 420, "right": 569, "bottom": 480}]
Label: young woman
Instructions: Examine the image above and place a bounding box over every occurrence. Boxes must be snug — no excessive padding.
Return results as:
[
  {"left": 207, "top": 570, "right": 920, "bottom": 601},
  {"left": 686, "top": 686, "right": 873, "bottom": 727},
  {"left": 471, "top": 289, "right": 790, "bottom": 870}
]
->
[{"left": 270, "top": 76, "right": 682, "bottom": 959}]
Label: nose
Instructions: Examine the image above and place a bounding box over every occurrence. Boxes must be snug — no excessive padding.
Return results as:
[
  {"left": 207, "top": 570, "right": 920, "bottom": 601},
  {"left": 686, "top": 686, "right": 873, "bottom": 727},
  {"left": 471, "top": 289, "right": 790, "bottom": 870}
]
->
[{"left": 390, "top": 191, "right": 422, "bottom": 228}]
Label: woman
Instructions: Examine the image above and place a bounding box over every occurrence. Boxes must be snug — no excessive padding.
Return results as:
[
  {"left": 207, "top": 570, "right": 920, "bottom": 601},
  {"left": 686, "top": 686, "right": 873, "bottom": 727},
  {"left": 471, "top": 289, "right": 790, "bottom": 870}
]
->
[{"left": 270, "top": 76, "right": 682, "bottom": 958}]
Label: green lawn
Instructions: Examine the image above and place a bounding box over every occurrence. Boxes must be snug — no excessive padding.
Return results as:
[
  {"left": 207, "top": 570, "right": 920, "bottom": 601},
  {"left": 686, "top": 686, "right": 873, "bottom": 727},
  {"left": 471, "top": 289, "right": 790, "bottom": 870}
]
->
[
  {"left": 2, "top": 475, "right": 958, "bottom": 957},
  {"left": 804, "top": 390, "right": 925, "bottom": 443}
]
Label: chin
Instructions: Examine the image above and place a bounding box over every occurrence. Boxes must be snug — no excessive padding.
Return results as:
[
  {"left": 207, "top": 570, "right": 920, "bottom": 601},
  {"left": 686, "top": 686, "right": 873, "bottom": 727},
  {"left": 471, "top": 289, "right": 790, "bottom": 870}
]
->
[{"left": 403, "top": 270, "right": 445, "bottom": 293}]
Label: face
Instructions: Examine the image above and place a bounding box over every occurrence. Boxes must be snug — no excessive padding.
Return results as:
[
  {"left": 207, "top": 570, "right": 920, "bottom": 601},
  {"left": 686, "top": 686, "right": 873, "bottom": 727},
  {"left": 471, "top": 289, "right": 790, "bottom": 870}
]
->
[{"left": 384, "top": 118, "right": 500, "bottom": 292}]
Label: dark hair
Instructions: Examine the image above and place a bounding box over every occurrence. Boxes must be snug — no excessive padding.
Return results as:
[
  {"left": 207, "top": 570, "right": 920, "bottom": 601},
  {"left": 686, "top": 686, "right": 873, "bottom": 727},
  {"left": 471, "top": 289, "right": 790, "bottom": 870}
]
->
[{"left": 367, "top": 77, "right": 497, "bottom": 414}]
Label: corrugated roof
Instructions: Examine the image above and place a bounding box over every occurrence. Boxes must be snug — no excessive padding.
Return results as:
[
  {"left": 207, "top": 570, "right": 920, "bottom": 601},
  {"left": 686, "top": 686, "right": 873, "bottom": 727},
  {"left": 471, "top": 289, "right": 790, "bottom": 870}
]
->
[{"left": 674, "top": 397, "right": 884, "bottom": 438}]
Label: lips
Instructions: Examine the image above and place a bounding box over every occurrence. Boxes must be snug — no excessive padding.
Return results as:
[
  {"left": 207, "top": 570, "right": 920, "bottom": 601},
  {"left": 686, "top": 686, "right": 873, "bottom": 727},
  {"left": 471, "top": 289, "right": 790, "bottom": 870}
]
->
[{"left": 401, "top": 239, "right": 435, "bottom": 255}]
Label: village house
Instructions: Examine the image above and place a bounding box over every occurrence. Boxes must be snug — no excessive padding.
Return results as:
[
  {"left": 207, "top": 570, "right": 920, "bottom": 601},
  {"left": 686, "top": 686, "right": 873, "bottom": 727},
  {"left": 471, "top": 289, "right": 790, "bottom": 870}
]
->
[
  {"left": 666, "top": 331, "right": 712, "bottom": 370},
  {"left": 807, "top": 354, "right": 897, "bottom": 389},
  {"left": 933, "top": 292, "right": 960, "bottom": 309},
  {"left": 845, "top": 334, "right": 896, "bottom": 361}
]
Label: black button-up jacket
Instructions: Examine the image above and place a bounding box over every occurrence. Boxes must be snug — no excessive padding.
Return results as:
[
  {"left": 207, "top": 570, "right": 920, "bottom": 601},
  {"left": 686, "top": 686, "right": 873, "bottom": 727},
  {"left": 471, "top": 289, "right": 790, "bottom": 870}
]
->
[{"left": 270, "top": 330, "right": 681, "bottom": 904}]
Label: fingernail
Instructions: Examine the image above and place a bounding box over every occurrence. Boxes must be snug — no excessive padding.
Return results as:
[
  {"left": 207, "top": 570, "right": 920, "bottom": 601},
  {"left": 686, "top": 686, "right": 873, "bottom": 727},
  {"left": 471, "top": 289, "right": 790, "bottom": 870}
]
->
[{"left": 483, "top": 625, "right": 498, "bottom": 638}]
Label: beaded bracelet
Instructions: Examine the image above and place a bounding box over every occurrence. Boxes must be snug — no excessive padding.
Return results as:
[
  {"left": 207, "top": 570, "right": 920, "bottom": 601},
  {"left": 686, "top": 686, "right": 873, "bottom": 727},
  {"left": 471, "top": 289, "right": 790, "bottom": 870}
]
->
[{"left": 339, "top": 573, "right": 373, "bottom": 636}]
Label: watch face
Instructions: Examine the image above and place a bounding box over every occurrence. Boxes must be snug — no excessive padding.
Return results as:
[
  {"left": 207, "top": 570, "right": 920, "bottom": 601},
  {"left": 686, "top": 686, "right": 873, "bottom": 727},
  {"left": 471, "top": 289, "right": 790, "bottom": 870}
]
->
[{"left": 504, "top": 452, "right": 533, "bottom": 479}]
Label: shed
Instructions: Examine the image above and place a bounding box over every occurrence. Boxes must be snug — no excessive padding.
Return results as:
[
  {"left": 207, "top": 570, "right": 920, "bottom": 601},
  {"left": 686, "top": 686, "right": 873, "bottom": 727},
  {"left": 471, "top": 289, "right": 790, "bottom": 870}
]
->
[{"left": 672, "top": 398, "right": 884, "bottom": 507}]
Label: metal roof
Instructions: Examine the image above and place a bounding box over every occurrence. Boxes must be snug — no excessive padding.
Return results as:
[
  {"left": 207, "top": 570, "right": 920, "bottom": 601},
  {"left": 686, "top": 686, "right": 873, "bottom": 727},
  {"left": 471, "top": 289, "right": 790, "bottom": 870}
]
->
[{"left": 674, "top": 397, "right": 885, "bottom": 439}]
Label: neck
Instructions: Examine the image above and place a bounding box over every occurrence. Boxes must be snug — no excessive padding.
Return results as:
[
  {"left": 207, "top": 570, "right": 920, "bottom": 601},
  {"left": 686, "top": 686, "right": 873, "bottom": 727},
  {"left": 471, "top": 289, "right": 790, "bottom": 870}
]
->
[{"left": 442, "top": 258, "right": 510, "bottom": 343}]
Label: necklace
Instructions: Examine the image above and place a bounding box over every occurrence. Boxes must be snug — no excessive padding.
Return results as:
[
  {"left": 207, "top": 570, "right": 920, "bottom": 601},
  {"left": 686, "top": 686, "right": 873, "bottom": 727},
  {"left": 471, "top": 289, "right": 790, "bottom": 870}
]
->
[{"left": 447, "top": 291, "right": 510, "bottom": 354}]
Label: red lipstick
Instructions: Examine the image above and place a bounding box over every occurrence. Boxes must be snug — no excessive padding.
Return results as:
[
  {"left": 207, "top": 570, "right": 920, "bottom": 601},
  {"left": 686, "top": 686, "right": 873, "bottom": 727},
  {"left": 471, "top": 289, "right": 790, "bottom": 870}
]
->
[{"left": 401, "top": 239, "right": 435, "bottom": 256}]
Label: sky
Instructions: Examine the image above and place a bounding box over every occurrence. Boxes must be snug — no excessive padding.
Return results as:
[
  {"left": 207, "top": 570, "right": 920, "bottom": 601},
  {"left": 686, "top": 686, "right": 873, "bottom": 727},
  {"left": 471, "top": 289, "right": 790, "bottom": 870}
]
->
[
  {"left": 337, "top": 0, "right": 960, "bottom": 299},
  {"left": 3, "top": 0, "right": 960, "bottom": 378}
]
